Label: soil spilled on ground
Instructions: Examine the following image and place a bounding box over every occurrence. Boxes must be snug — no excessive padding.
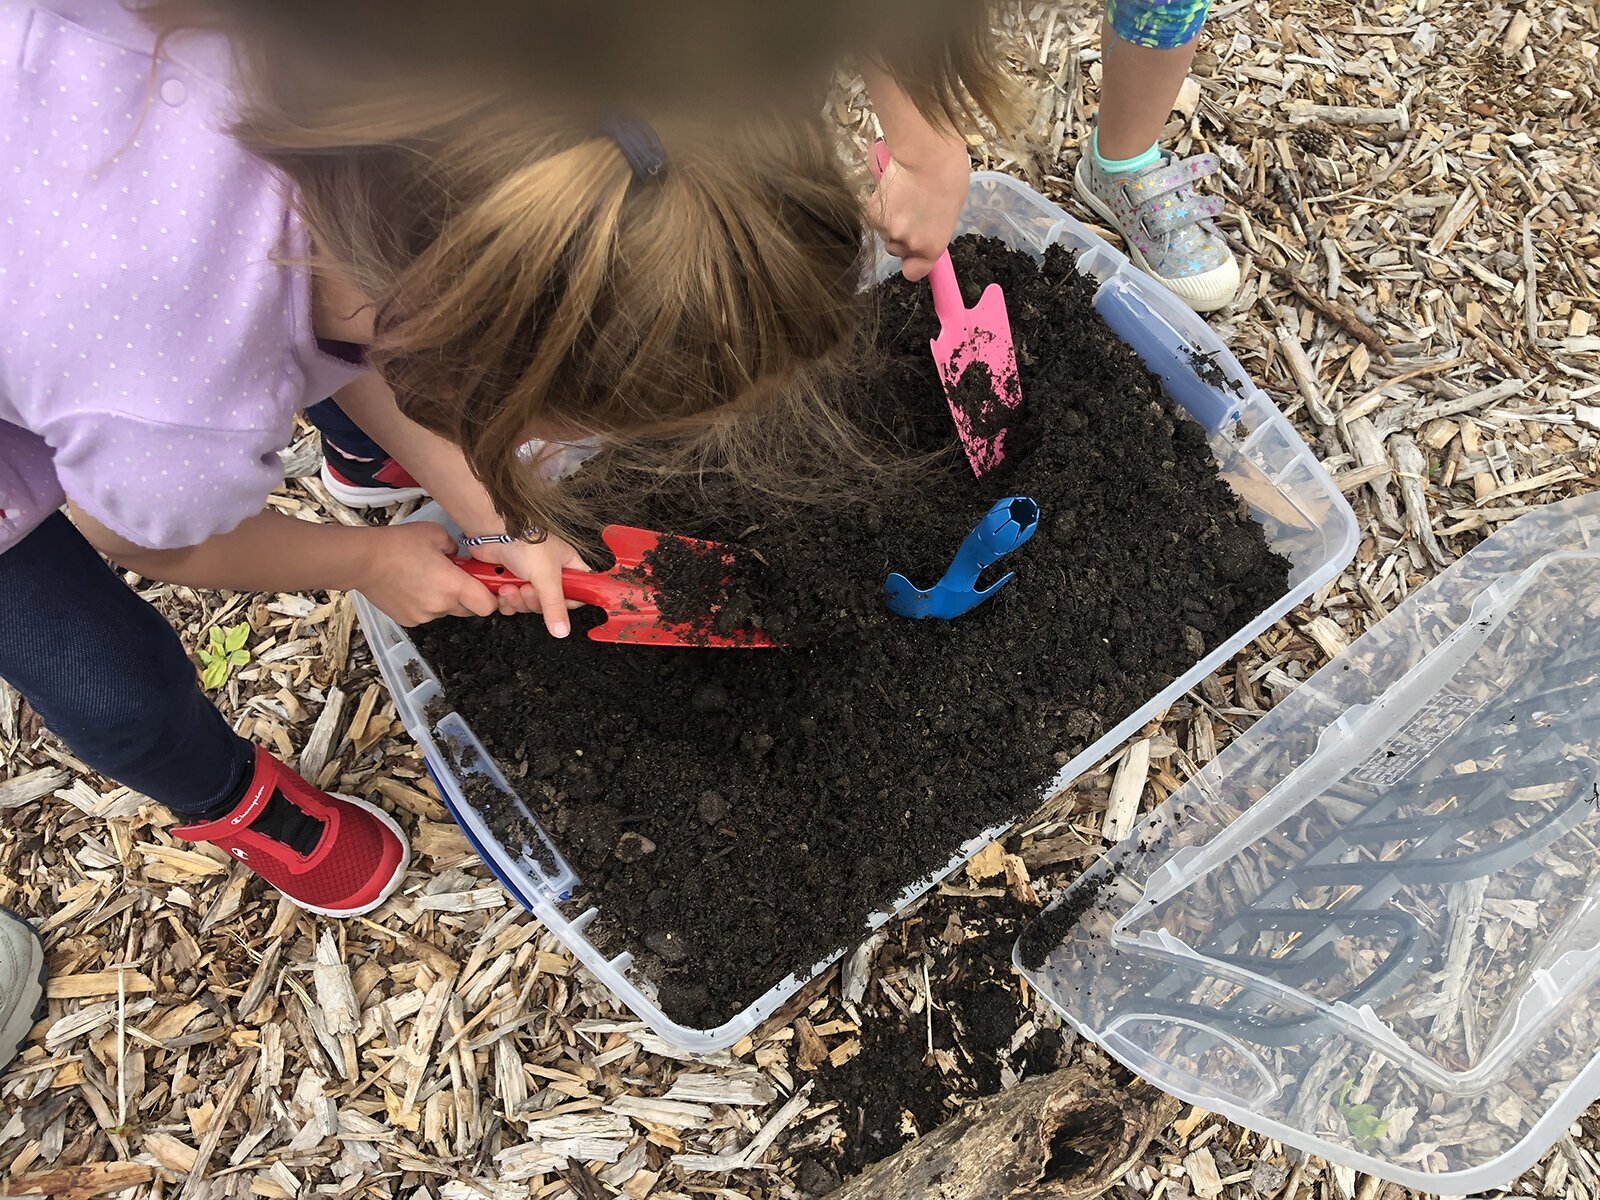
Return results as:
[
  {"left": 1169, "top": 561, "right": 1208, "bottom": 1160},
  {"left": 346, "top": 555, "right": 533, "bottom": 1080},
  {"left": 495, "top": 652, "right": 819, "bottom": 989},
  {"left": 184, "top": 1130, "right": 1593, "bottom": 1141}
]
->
[
  {"left": 1017, "top": 867, "right": 1118, "bottom": 971},
  {"left": 789, "top": 888, "right": 1065, "bottom": 1182},
  {"left": 413, "top": 236, "right": 1290, "bottom": 1028}
]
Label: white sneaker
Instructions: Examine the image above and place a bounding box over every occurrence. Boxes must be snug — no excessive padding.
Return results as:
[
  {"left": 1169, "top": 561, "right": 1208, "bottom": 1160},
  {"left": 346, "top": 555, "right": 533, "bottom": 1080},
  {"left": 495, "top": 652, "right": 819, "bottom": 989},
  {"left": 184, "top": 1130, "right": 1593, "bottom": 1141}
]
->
[
  {"left": 1074, "top": 146, "right": 1240, "bottom": 314},
  {"left": 0, "top": 908, "right": 44, "bottom": 1071}
]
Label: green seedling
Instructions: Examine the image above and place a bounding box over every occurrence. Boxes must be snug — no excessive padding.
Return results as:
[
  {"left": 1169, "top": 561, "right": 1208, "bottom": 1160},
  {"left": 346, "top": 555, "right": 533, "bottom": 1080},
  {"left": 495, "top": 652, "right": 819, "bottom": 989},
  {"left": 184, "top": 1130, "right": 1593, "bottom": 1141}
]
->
[
  {"left": 1332, "top": 1080, "right": 1389, "bottom": 1146},
  {"left": 200, "top": 622, "right": 252, "bottom": 690}
]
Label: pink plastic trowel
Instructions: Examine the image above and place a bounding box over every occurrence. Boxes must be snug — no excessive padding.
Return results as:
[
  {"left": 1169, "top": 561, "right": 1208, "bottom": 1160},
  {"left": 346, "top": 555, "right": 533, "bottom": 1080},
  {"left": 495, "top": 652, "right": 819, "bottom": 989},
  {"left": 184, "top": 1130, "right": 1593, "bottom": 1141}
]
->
[{"left": 871, "top": 139, "right": 1022, "bottom": 478}]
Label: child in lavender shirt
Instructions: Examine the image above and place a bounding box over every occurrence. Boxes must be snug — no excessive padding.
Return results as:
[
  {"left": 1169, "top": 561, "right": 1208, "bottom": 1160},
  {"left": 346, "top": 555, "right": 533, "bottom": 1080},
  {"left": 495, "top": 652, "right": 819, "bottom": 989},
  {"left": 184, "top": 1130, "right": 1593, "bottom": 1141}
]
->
[{"left": 0, "top": 1, "right": 1000, "bottom": 927}]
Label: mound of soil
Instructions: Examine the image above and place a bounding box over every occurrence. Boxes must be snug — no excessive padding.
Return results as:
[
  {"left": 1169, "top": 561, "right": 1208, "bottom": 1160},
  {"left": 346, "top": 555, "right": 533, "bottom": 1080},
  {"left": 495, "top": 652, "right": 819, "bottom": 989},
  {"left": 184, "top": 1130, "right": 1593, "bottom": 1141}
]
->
[
  {"left": 796, "top": 889, "right": 1063, "bottom": 1177},
  {"left": 413, "top": 236, "right": 1290, "bottom": 1027}
]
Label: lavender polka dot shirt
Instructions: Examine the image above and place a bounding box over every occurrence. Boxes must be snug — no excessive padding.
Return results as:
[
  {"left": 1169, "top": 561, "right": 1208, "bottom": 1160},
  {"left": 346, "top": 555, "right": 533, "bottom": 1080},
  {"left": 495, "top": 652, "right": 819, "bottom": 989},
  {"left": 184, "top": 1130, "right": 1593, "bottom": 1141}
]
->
[{"left": 0, "top": 0, "right": 367, "bottom": 555}]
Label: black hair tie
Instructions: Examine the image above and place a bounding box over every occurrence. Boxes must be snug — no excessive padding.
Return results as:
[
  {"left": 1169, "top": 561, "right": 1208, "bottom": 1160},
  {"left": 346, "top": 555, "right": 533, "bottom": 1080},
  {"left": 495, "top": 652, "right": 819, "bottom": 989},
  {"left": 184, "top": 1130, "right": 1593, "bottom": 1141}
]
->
[{"left": 599, "top": 114, "right": 666, "bottom": 182}]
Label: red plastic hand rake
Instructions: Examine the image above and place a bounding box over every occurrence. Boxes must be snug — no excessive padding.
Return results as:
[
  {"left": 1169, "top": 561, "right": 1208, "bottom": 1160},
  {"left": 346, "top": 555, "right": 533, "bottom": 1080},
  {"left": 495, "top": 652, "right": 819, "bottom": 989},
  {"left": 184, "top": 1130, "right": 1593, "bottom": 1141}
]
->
[{"left": 452, "top": 525, "right": 777, "bottom": 649}]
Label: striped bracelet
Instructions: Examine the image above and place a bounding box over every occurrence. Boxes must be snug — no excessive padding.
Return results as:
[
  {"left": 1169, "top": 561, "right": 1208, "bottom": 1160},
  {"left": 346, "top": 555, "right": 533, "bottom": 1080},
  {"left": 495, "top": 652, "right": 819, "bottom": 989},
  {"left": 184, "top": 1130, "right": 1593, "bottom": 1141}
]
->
[{"left": 460, "top": 530, "right": 541, "bottom": 548}]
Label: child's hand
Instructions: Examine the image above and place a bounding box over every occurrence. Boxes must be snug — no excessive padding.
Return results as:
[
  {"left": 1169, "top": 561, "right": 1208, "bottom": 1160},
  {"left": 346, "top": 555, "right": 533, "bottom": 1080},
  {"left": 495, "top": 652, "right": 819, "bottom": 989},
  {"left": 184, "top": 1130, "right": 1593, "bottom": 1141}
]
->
[
  {"left": 467, "top": 535, "right": 590, "bottom": 638},
  {"left": 870, "top": 132, "right": 971, "bottom": 281},
  {"left": 359, "top": 522, "right": 501, "bottom": 627}
]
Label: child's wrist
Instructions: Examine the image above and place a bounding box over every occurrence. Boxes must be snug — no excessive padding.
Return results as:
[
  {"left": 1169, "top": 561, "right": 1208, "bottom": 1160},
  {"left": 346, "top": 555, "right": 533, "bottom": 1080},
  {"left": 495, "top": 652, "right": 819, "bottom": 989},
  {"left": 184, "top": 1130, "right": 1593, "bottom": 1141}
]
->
[{"left": 346, "top": 526, "right": 390, "bottom": 593}]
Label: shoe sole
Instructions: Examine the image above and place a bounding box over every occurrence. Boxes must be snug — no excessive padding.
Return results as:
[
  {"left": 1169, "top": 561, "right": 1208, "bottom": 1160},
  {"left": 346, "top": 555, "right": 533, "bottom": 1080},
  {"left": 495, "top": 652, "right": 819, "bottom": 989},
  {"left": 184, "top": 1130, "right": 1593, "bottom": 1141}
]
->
[
  {"left": 1073, "top": 160, "right": 1239, "bottom": 315},
  {"left": 319, "top": 461, "right": 429, "bottom": 510},
  {"left": 0, "top": 907, "right": 46, "bottom": 1073},
  {"left": 292, "top": 794, "right": 412, "bottom": 919}
]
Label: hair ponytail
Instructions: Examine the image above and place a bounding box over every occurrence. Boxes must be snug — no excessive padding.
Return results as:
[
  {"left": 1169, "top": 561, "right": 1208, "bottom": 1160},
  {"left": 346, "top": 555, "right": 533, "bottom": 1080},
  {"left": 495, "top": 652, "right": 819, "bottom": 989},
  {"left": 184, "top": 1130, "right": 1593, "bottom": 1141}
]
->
[{"left": 235, "top": 93, "right": 868, "bottom": 541}]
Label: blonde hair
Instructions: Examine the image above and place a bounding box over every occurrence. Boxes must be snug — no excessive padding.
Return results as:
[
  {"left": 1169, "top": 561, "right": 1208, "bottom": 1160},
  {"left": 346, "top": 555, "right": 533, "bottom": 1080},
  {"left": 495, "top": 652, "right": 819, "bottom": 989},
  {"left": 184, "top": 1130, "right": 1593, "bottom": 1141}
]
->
[
  {"left": 292, "top": 104, "right": 870, "bottom": 541},
  {"left": 139, "top": 2, "right": 1017, "bottom": 540}
]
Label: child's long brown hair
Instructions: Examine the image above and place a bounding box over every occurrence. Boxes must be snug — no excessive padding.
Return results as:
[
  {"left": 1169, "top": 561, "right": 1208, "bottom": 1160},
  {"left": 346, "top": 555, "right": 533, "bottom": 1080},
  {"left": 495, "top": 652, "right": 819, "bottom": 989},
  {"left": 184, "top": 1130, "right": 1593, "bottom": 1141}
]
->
[
  {"left": 272, "top": 94, "right": 870, "bottom": 543},
  {"left": 140, "top": 2, "right": 1018, "bottom": 542}
]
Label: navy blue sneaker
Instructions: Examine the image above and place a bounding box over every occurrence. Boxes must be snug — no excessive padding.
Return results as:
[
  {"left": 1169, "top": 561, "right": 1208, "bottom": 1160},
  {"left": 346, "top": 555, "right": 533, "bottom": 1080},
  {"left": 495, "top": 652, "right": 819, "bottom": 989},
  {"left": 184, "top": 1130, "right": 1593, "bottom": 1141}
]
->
[{"left": 319, "top": 441, "right": 428, "bottom": 508}]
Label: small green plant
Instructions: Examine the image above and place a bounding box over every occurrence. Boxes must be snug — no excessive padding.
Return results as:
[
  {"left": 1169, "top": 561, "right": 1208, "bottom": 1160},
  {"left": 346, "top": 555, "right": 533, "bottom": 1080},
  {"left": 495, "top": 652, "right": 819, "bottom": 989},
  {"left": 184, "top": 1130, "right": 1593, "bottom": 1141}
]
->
[
  {"left": 199, "top": 622, "right": 252, "bottom": 690},
  {"left": 1332, "top": 1080, "right": 1389, "bottom": 1145}
]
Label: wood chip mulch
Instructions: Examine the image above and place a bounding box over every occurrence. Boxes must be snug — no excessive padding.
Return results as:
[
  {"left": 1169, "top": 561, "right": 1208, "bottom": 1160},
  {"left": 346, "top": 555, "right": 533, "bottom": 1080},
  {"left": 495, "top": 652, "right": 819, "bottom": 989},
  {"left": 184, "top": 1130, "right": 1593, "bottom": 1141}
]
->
[{"left": 3, "top": 0, "right": 1597, "bottom": 1196}]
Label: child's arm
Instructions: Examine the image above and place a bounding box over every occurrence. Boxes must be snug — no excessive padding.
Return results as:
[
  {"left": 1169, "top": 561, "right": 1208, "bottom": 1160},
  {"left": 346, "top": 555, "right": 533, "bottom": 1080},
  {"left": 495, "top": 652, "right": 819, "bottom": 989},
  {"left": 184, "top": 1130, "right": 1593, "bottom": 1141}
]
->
[
  {"left": 69, "top": 504, "right": 499, "bottom": 627},
  {"left": 330, "top": 372, "right": 586, "bottom": 638},
  {"left": 315, "top": 277, "right": 584, "bottom": 637},
  {"left": 861, "top": 64, "right": 973, "bottom": 281}
]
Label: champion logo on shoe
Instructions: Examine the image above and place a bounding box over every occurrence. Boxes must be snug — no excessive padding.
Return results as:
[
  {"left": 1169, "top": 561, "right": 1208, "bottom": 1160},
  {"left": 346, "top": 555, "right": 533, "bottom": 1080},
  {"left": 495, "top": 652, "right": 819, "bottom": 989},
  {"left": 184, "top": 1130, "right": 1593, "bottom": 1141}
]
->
[{"left": 228, "top": 778, "right": 274, "bottom": 828}]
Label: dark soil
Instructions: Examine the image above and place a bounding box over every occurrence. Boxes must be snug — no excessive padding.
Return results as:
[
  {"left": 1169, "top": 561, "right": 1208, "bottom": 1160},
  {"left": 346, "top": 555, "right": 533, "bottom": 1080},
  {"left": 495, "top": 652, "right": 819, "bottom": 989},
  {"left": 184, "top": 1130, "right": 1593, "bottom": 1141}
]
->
[
  {"left": 1017, "top": 866, "right": 1117, "bottom": 971},
  {"left": 412, "top": 236, "right": 1290, "bottom": 1028},
  {"left": 637, "top": 532, "right": 766, "bottom": 645},
  {"left": 794, "top": 888, "right": 1063, "bottom": 1178},
  {"left": 944, "top": 352, "right": 1018, "bottom": 463},
  {"left": 1184, "top": 346, "right": 1242, "bottom": 397}
]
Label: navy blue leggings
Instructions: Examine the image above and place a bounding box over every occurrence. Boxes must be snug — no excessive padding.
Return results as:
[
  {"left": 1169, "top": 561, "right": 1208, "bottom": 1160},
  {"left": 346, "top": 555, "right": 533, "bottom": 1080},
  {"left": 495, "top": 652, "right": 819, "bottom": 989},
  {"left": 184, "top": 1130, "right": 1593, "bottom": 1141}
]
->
[
  {"left": 303, "top": 339, "right": 386, "bottom": 461},
  {"left": 0, "top": 513, "right": 253, "bottom": 816},
  {"left": 305, "top": 397, "right": 386, "bottom": 461}
]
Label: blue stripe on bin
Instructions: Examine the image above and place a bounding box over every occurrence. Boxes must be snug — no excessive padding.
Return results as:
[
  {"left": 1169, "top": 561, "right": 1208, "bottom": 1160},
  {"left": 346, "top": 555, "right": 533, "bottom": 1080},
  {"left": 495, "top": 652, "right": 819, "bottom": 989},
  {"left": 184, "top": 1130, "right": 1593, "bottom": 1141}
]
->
[
  {"left": 425, "top": 759, "right": 536, "bottom": 913},
  {"left": 1095, "top": 284, "right": 1242, "bottom": 433}
]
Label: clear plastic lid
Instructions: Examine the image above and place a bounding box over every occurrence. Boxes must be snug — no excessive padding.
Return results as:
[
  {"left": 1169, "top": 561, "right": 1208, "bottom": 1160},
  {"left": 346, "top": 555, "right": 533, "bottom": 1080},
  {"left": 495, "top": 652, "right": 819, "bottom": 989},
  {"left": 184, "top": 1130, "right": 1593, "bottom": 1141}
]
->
[{"left": 1017, "top": 492, "right": 1600, "bottom": 1193}]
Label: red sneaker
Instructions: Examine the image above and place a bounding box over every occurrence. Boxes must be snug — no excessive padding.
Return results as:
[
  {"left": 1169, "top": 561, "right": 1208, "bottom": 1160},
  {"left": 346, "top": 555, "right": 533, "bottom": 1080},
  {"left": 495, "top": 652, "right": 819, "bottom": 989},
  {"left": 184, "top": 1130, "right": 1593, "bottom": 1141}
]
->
[{"left": 173, "top": 747, "right": 409, "bottom": 917}]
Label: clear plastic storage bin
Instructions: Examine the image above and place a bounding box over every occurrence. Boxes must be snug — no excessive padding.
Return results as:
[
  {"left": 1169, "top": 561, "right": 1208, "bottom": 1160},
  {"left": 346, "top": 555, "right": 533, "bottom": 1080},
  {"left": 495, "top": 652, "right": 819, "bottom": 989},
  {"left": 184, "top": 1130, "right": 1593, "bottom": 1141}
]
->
[
  {"left": 353, "top": 173, "right": 1358, "bottom": 1052},
  {"left": 1017, "top": 492, "right": 1600, "bottom": 1193}
]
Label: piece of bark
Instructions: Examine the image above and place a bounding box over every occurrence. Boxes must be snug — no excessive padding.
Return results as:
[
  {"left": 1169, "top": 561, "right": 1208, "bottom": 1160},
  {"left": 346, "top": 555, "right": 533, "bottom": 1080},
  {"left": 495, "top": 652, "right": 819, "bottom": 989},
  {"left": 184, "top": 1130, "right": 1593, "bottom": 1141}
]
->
[
  {"left": 1287, "top": 102, "right": 1406, "bottom": 126},
  {"left": 5, "top": 1163, "right": 158, "bottom": 1199},
  {"left": 297, "top": 686, "right": 347, "bottom": 782},
  {"left": 1389, "top": 434, "right": 1449, "bottom": 567},
  {"left": 825, "top": 1065, "right": 1179, "bottom": 1200},
  {"left": 1229, "top": 242, "right": 1391, "bottom": 361},
  {"left": 1275, "top": 324, "right": 1336, "bottom": 427},
  {"left": 794, "top": 1016, "right": 831, "bottom": 1071},
  {"left": 1341, "top": 415, "right": 1403, "bottom": 532},
  {"left": 1101, "top": 739, "right": 1151, "bottom": 844}
]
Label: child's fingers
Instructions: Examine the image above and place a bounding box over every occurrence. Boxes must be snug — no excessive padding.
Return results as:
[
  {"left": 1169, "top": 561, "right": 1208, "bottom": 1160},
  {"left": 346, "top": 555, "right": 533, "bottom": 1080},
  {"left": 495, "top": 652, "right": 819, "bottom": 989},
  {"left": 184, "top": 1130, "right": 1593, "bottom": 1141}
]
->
[
  {"left": 502, "top": 583, "right": 541, "bottom": 616},
  {"left": 562, "top": 552, "right": 588, "bottom": 611},
  {"left": 879, "top": 223, "right": 925, "bottom": 273},
  {"left": 425, "top": 554, "right": 496, "bottom": 619},
  {"left": 868, "top": 175, "right": 892, "bottom": 228},
  {"left": 457, "top": 577, "right": 499, "bottom": 619},
  {"left": 419, "top": 521, "right": 459, "bottom": 552},
  {"left": 536, "top": 573, "right": 570, "bottom": 638}
]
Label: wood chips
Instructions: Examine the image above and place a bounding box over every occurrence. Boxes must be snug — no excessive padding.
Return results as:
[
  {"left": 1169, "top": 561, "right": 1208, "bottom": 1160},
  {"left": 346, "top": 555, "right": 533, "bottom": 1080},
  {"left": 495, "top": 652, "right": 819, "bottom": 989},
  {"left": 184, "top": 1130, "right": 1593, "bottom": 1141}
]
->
[{"left": 3, "top": 0, "right": 1597, "bottom": 1196}]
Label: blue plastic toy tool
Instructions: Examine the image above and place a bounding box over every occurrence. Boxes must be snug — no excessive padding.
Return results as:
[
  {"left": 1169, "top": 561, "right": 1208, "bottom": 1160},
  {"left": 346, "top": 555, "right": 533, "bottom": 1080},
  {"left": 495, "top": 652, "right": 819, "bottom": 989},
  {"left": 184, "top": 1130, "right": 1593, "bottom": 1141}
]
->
[{"left": 885, "top": 497, "right": 1040, "bottom": 620}]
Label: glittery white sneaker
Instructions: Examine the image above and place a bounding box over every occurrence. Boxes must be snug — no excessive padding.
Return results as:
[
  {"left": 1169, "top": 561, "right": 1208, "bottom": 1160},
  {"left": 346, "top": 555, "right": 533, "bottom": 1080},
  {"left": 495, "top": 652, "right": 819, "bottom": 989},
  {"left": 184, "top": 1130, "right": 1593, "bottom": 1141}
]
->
[
  {"left": 1075, "top": 146, "right": 1240, "bottom": 313},
  {"left": 0, "top": 908, "right": 44, "bottom": 1072}
]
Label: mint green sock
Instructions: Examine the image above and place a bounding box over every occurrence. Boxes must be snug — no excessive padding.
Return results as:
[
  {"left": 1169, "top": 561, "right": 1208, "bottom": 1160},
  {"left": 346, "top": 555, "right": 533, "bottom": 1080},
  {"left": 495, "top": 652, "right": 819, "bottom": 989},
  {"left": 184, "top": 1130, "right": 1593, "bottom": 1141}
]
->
[{"left": 1092, "top": 130, "right": 1161, "bottom": 175}]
